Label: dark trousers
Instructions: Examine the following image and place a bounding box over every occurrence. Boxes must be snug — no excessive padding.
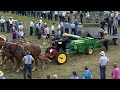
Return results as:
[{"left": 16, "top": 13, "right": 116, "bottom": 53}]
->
[
  {"left": 43, "top": 13, "right": 46, "bottom": 19},
  {"left": 10, "top": 24, "right": 13, "bottom": 32},
  {"left": 55, "top": 15, "right": 58, "bottom": 20},
  {"left": 71, "top": 28, "right": 75, "bottom": 35},
  {"left": 100, "top": 65, "right": 106, "bottom": 79},
  {"left": 38, "top": 31, "right": 41, "bottom": 39},
  {"left": 1, "top": 23, "right": 5, "bottom": 32},
  {"left": 68, "top": 17, "right": 70, "bottom": 23},
  {"left": 80, "top": 18, "right": 83, "bottom": 23},
  {"left": 52, "top": 31, "right": 55, "bottom": 34},
  {"left": 24, "top": 64, "right": 32, "bottom": 79},
  {"left": 108, "top": 25, "right": 112, "bottom": 34},
  {"left": 103, "top": 40, "right": 108, "bottom": 51},
  {"left": 30, "top": 27, "right": 33, "bottom": 36},
  {"left": 118, "top": 20, "right": 120, "bottom": 27},
  {"left": 59, "top": 16, "right": 62, "bottom": 22},
  {"left": 65, "top": 28, "right": 69, "bottom": 33},
  {"left": 48, "top": 14, "right": 50, "bottom": 20},
  {"left": 7, "top": 26, "right": 10, "bottom": 33},
  {"left": 113, "top": 26, "right": 117, "bottom": 35}
]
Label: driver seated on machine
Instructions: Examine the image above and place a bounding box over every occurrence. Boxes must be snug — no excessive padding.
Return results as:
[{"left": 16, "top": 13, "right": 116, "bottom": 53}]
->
[
  {"left": 56, "top": 33, "right": 68, "bottom": 52},
  {"left": 97, "top": 29, "right": 104, "bottom": 38}
]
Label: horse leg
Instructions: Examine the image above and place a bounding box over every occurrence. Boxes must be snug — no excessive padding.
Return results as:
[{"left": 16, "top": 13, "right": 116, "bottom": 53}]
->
[
  {"left": 0, "top": 54, "right": 5, "bottom": 65},
  {"left": 38, "top": 57, "right": 45, "bottom": 69},
  {"left": 10, "top": 57, "right": 15, "bottom": 69},
  {"left": 16, "top": 59, "right": 22, "bottom": 73},
  {"left": 3, "top": 56, "right": 10, "bottom": 69},
  {"left": 32, "top": 59, "right": 38, "bottom": 72}
]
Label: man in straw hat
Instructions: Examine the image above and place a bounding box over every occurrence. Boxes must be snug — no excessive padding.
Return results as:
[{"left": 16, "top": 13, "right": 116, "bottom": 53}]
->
[
  {"left": 99, "top": 51, "right": 109, "bottom": 79},
  {"left": 22, "top": 51, "right": 34, "bottom": 79},
  {"left": 0, "top": 71, "right": 5, "bottom": 79},
  {"left": 102, "top": 31, "right": 109, "bottom": 51},
  {"left": 0, "top": 16, "right": 5, "bottom": 32}
]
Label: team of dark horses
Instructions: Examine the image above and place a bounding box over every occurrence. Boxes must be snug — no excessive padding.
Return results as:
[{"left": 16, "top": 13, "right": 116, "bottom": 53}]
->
[{"left": 0, "top": 36, "right": 51, "bottom": 72}]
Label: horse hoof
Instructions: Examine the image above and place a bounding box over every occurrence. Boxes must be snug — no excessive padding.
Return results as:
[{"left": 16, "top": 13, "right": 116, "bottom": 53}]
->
[
  {"left": 20, "top": 67, "right": 23, "bottom": 70},
  {"left": 16, "top": 69, "right": 20, "bottom": 73},
  {"left": 32, "top": 67, "right": 36, "bottom": 72},
  {"left": 42, "top": 67, "right": 44, "bottom": 69},
  {"left": 16, "top": 70, "right": 19, "bottom": 73}
]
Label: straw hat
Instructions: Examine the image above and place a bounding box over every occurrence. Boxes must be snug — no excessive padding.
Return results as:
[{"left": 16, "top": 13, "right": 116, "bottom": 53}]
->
[
  {"left": 100, "top": 51, "right": 105, "bottom": 56},
  {"left": 0, "top": 71, "right": 4, "bottom": 76},
  {"left": 10, "top": 17, "right": 12, "bottom": 18},
  {"left": 104, "top": 31, "right": 108, "bottom": 34}
]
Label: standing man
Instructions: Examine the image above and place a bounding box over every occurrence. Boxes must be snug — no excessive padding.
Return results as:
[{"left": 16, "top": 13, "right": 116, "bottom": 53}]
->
[
  {"left": 0, "top": 16, "right": 5, "bottom": 32},
  {"left": 29, "top": 19, "right": 34, "bottom": 36},
  {"left": 100, "top": 19, "right": 106, "bottom": 30},
  {"left": 77, "top": 23, "right": 82, "bottom": 36},
  {"left": 22, "top": 51, "right": 34, "bottom": 79},
  {"left": 65, "top": 20, "right": 70, "bottom": 33},
  {"left": 51, "top": 23, "right": 55, "bottom": 34},
  {"left": 74, "top": 19, "right": 78, "bottom": 35},
  {"left": 70, "top": 22, "right": 76, "bottom": 35},
  {"left": 102, "top": 31, "right": 109, "bottom": 51},
  {"left": 82, "top": 66, "right": 92, "bottom": 79},
  {"left": 112, "top": 18, "right": 118, "bottom": 35},
  {"left": 80, "top": 11, "right": 83, "bottom": 24},
  {"left": 5, "top": 20, "right": 10, "bottom": 33},
  {"left": 117, "top": 13, "right": 120, "bottom": 27},
  {"left": 70, "top": 71, "right": 79, "bottom": 79},
  {"left": 54, "top": 11, "right": 58, "bottom": 21},
  {"left": 108, "top": 18, "right": 113, "bottom": 34},
  {"left": 37, "top": 22, "right": 42, "bottom": 39},
  {"left": 99, "top": 51, "right": 109, "bottom": 79},
  {"left": 9, "top": 17, "right": 14, "bottom": 32}
]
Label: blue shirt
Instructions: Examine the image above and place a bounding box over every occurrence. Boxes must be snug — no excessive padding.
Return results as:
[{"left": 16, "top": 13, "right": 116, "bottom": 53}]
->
[
  {"left": 65, "top": 22, "right": 70, "bottom": 28},
  {"left": 71, "top": 23, "right": 75, "bottom": 28},
  {"left": 117, "top": 15, "right": 120, "bottom": 20},
  {"left": 74, "top": 22, "right": 78, "bottom": 27},
  {"left": 37, "top": 24, "right": 42, "bottom": 30},
  {"left": 82, "top": 70, "right": 92, "bottom": 79},
  {"left": 15, "top": 22, "right": 19, "bottom": 27}
]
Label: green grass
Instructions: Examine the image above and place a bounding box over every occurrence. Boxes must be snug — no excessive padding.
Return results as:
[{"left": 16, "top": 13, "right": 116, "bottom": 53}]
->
[{"left": 0, "top": 11, "right": 120, "bottom": 79}]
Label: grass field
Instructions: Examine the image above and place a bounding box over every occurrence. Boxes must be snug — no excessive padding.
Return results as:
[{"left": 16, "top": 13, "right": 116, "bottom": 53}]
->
[{"left": 0, "top": 11, "right": 120, "bottom": 79}]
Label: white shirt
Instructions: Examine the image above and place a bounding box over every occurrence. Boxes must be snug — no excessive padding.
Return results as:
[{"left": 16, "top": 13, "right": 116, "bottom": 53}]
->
[
  {"left": 9, "top": 19, "right": 14, "bottom": 24},
  {"left": 30, "top": 21, "right": 34, "bottom": 27},
  {"left": 0, "top": 18, "right": 5, "bottom": 23},
  {"left": 22, "top": 55, "right": 34, "bottom": 64},
  {"left": 45, "top": 27, "right": 49, "bottom": 34},
  {"left": 111, "top": 13, "right": 114, "bottom": 18},
  {"left": 62, "top": 11, "right": 66, "bottom": 17},
  {"left": 19, "top": 30, "right": 24, "bottom": 37},
  {"left": 42, "top": 11, "right": 46, "bottom": 13},
  {"left": 54, "top": 11, "right": 58, "bottom": 15},
  {"left": 99, "top": 55, "right": 109, "bottom": 66},
  {"left": 51, "top": 25, "right": 54, "bottom": 31},
  {"left": 58, "top": 24, "right": 61, "bottom": 29},
  {"left": 46, "top": 11, "right": 50, "bottom": 13},
  {"left": 18, "top": 25, "right": 24, "bottom": 30},
  {"left": 40, "top": 19, "right": 42, "bottom": 24}
]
